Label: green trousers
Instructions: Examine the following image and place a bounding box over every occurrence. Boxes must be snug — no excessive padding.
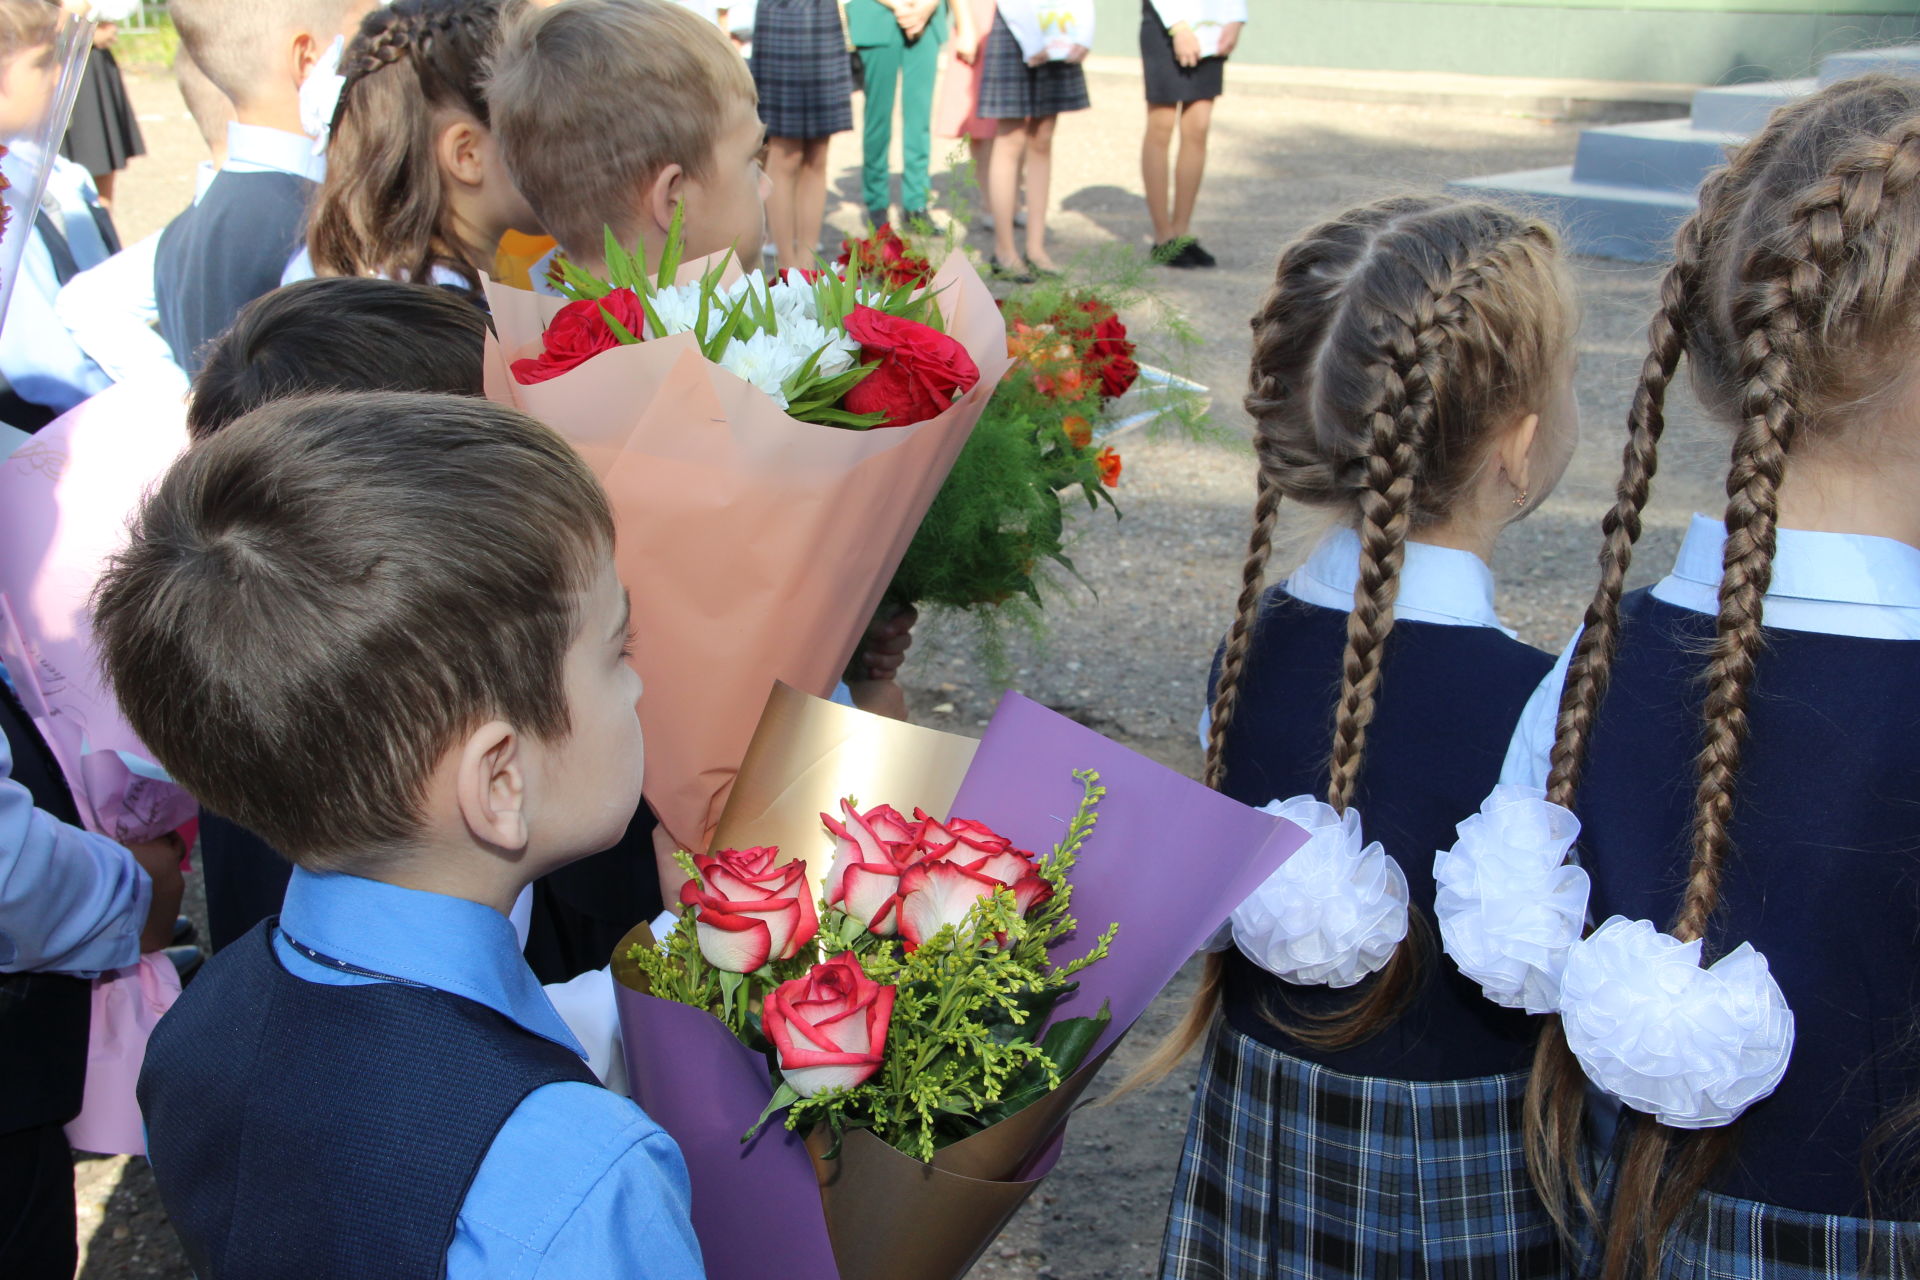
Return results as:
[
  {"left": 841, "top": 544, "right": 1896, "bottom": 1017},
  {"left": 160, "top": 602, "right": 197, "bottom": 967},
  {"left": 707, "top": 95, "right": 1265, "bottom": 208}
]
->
[{"left": 851, "top": 4, "right": 946, "bottom": 215}]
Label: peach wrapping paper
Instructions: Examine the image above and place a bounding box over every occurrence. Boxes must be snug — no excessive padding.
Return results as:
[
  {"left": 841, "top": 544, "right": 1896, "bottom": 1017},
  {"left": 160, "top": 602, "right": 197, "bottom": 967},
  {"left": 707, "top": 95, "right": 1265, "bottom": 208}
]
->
[{"left": 482, "top": 256, "right": 1011, "bottom": 853}]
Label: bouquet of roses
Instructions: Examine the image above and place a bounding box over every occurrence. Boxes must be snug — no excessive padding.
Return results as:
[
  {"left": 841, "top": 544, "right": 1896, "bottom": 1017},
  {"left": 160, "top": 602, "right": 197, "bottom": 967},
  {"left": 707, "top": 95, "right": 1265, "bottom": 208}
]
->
[
  {"left": 611, "top": 684, "right": 1307, "bottom": 1280},
  {"left": 484, "top": 215, "right": 1010, "bottom": 853}
]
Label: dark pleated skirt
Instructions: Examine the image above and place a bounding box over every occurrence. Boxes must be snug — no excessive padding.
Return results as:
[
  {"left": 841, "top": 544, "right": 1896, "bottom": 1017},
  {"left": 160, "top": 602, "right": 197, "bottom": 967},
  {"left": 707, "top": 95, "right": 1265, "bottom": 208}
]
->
[
  {"left": 1140, "top": 2, "right": 1226, "bottom": 105},
  {"left": 62, "top": 46, "right": 145, "bottom": 175},
  {"left": 976, "top": 11, "right": 1090, "bottom": 121},
  {"left": 751, "top": 0, "right": 855, "bottom": 140}
]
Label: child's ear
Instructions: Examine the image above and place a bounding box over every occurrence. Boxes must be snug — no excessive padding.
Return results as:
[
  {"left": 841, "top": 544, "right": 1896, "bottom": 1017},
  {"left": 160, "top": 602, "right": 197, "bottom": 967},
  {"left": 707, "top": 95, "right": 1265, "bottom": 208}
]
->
[
  {"left": 646, "top": 164, "right": 688, "bottom": 238},
  {"left": 1498, "top": 410, "right": 1542, "bottom": 496},
  {"left": 436, "top": 118, "right": 488, "bottom": 189},
  {"left": 454, "top": 720, "right": 530, "bottom": 853},
  {"left": 290, "top": 31, "right": 324, "bottom": 88}
]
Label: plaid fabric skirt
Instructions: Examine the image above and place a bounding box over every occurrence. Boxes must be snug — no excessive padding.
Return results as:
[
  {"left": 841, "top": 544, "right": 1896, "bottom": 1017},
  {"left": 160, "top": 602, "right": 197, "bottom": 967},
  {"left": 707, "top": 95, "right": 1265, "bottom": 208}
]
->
[
  {"left": 750, "top": 0, "right": 854, "bottom": 139},
  {"left": 976, "top": 11, "right": 1091, "bottom": 120},
  {"left": 1658, "top": 1190, "right": 1920, "bottom": 1280},
  {"left": 1160, "top": 1021, "right": 1566, "bottom": 1280}
]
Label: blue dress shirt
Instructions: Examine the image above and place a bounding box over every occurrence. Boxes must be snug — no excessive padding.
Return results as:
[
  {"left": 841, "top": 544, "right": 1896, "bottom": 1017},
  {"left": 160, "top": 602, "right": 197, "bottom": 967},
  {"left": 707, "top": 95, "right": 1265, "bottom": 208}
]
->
[
  {"left": 0, "top": 143, "right": 114, "bottom": 418},
  {"left": 273, "top": 868, "right": 705, "bottom": 1279},
  {"left": 1502, "top": 513, "right": 1920, "bottom": 786},
  {"left": 0, "top": 725, "right": 148, "bottom": 975}
]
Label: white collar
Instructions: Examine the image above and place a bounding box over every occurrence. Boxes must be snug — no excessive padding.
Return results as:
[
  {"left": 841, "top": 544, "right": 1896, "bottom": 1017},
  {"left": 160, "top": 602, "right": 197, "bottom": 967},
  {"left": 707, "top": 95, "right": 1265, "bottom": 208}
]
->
[
  {"left": 1283, "top": 525, "right": 1515, "bottom": 638},
  {"left": 222, "top": 123, "right": 328, "bottom": 184},
  {"left": 1650, "top": 514, "right": 1920, "bottom": 640}
]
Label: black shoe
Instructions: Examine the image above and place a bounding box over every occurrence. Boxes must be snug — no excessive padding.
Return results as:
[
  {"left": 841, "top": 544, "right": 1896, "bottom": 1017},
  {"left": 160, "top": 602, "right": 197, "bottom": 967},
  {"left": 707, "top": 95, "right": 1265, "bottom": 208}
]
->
[
  {"left": 171, "top": 915, "right": 195, "bottom": 945},
  {"left": 902, "top": 209, "right": 931, "bottom": 230},
  {"left": 164, "top": 945, "right": 205, "bottom": 985},
  {"left": 866, "top": 207, "right": 891, "bottom": 230},
  {"left": 988, "top": 259, "right": 1035, "bottom": 284},
  {"left": 1181, "top": 239, "right": 1217, "bottom": 268},
  {"left": 1151, "top": 237, "right": 1195, "bottom": 267}
]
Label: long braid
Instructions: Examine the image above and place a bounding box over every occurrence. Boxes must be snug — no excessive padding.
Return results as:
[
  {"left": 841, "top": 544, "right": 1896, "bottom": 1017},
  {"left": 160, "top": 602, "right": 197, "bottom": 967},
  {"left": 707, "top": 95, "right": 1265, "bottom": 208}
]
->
[{"left": 1203, "top": 471, "right": 1282, "bottom": 791}]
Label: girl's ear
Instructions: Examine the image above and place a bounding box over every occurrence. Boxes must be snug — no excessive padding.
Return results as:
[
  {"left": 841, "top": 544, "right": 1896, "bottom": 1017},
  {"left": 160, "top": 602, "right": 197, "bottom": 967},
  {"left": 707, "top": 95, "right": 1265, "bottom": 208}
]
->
[
  {"left": 454, "top": 720, "right": 529, "bottom": 853},
  {"left": 1497, "top": 410, "right": 1542, "bottom": 496},
  {"left": 436, "top": 116, "right": 489, "bottom": 189},
  {"left": 646, "top": 163, "right": 687, "bottom": 237}
]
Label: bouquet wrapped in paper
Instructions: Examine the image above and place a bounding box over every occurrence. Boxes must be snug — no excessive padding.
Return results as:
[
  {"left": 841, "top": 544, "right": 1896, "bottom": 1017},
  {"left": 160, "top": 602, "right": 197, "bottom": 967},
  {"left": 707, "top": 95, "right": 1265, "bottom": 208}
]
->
[
  {"left": 484, "top": 220, "right": 1010, "bottom": 853},
  {"left": 611, "top": 684, "right": 1305, "bottom": 1280}
]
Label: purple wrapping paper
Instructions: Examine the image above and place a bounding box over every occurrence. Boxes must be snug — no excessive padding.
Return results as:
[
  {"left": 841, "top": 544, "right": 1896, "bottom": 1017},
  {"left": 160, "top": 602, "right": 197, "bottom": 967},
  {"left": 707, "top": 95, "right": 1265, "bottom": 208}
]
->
[
  {"left": 949, "top": 692, "right": 1307, "bottom": 1059},
  {"left": 615, "top": 690, "right": 1305, "bottom": 1279}
]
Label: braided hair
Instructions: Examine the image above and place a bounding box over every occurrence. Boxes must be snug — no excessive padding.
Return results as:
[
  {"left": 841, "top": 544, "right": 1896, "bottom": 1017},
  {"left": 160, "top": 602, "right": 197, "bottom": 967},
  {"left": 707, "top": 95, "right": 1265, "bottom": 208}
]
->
[
  {"left": 1526, "top": 76, "right": 1920, "bottom": 1278},
  {"left": 307, "top": 0, "right": 506, "bottom": 291},
  {"left": 1124, "top": 197, "right": 1574, "bottom": 1089}
]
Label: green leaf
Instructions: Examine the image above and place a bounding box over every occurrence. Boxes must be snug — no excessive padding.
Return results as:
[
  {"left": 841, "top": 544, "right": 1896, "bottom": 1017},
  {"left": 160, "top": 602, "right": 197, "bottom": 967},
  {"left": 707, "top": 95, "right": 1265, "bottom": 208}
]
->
[
  {"left": 717, "top": 969, "right": 746, "bottom": 1025},
  {"left": 743, "top": 1080, "right": 802, "bottom": 1143},
  {"left": 1036, "top": 1003, "right": 1111, "bottom": 1079},
  {"left": 600, "top": 304, "right": 641, "bottom": 346},
  {"left": 659, "top": 200, "right": 687, "bottom": 287}
]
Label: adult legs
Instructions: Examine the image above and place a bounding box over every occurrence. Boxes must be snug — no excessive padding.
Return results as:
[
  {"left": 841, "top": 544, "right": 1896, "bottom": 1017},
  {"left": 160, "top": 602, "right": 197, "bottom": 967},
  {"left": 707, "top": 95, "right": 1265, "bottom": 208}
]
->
[
  {"left": 764, "top": 137, "right": 805, "bottom": 268},
  {"left": 988, "top": 118, "right": 1030, "bottom": 269},
  {"left": 1141, "top": 101, "right": 1178, "bottom": 243},
  {"left": 859, "top": 40, "right": 902, "bottom": 220},
  {"left": 1022, "top": 114, "right": 1059, "bottom": 272},
  {"left": 897, "top": 31, "right": 942, "bottom": 216},
  {"left": 794, "top": 137, "right": 832, "bottom": 265},
  {"left": 1169, "top": 97, "right": 1215, "bottom": 241}
]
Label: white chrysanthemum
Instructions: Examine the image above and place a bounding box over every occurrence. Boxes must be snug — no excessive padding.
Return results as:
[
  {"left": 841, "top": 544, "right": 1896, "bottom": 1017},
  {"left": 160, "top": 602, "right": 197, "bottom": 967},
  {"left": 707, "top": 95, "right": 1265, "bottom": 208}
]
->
[
  {"left": 1229, "top": 796, "right": 1409, "bottom": 988},
  {"left": 716, "top": 331, "right": 803, "bottom": 408},
  {"left": 1433, "top": 785, "right": 1589, "bottom": 1014},
  {"left": 768, "top": 276, "right": 819, "bottom": 325},
  {"left": 1559, "top": 916, "right": 1793, "bottom": 1129},
  {"left": 780, "top": 317, "right": 859, "bottom": 379},
  {"left": 649, "top": 283, "right": 718, "bottom": 342}
]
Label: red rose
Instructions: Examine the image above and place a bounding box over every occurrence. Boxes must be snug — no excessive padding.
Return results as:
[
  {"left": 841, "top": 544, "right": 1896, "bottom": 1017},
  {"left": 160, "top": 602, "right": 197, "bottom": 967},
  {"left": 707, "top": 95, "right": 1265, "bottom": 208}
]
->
[
  {"left": 764, "top": 952, "right": 896, "bottom": 1096},
  {"left": 678, "top": 845, "right": 819, "bottom": 973},
  {"left": 822, "top": 801, "right": 923, "bottom": 935},
  {"left": 1097, "top": 446, "right": 1122, "bottom": 488},
  {"left": 511, "top": 289, "right": 647, "bottom": 384},
  {"left": 896, "top": 831, "right": 1050, "bottom": 951},
  {"left": 842, "top": 306, "right": 981, "bottom": 428}
]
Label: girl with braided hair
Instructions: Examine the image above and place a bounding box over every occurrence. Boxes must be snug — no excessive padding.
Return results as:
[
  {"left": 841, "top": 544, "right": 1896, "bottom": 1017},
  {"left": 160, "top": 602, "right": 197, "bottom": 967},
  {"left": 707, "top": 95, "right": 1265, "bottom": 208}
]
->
[
  {"left": 1436, "top": 73, "right": 1920, "bottom": 1280},
  {"left": 305, "top": 0, "right": 542, "bottom": 295},
  {"left": 1140, "top": 194, "right": 1580, "bottom": 1279}
]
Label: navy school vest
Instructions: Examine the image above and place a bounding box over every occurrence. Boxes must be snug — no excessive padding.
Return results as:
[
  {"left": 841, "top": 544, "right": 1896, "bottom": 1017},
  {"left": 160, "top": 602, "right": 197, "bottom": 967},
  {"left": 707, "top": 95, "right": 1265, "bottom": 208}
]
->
[
  {"left": 1211, "top": 587, "right": 1555, "bottom": 1081},
  {"left": 1578, "top": 590, "right": 1920, "bottom": 1218},
  {"left": 0, "top": 682, "right": 90, "bottom": 1135},
  {"left": 138, "top": 921, "right": 598, "bottom": 1279},
  {"left": 153, "top": 169, "right": 312, "bottom": 375}
]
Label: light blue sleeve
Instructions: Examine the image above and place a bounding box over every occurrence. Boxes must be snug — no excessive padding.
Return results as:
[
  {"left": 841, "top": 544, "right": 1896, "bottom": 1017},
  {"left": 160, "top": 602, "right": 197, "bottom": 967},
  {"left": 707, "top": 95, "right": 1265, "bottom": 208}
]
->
[
  {"left": 0, "top": 728, "right": 149, "bottom": 974},
  {"left": 0, "top": 228, "right": 112, "bottom": 417},
  {"left": 1499, "top": 627, "right": 1581, "bottom": 791},
  {"left": 452, "top": 1081, "right": 704, "bottom": 1280},
  {"left": 55, "top": 231, "right": 187, "bottom": 392}
]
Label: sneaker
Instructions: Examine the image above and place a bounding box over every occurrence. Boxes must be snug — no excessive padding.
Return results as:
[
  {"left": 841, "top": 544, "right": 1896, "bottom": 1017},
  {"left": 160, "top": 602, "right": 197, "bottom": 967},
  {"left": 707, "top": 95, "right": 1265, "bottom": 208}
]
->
[{"left": 1182, "top": 239, "right": 1218, "bottom": 268}]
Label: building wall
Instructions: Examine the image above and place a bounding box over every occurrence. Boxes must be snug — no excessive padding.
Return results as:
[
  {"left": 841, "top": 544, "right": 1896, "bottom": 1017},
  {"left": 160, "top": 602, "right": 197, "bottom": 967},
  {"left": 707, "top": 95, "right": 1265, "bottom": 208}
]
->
[{"left": 1093, "top": 1, "right": 1920, "bottom": 84}]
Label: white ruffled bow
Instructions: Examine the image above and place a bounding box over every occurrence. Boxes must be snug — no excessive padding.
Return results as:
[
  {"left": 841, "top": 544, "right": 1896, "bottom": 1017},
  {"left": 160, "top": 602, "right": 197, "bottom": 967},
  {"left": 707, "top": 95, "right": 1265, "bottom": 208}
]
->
[
  {"left": 1433, "top": 786, "right": 1795, "bottom": 1129},
  {"left": 1228, "top": 797, "right": 1409, "bottom": 988}
]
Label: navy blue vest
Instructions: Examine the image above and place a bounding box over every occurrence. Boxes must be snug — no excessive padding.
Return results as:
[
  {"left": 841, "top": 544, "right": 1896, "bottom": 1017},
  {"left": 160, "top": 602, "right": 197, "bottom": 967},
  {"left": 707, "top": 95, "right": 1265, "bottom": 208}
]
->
[
  {"left": 1579, "top": 591, "right": 1920, "bottom": 1218},
  {"left": 154, "top": 169, "right": 312, "bottom": 374},
  {"left": 0, "top": 683, "right": 90, "bottom": 1135},
  {"left": 139, "top": 921, "right": 598, "bottom": 1278},
  {"left": 1212, "top": 588, "right": 1554, "bottom": 1080}
]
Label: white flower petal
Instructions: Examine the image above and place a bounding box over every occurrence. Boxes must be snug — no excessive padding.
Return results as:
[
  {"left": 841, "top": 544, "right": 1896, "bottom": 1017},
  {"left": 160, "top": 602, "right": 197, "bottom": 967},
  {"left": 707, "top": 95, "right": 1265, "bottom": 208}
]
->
[
  {"left": 1433, "top": 785, "right": 1589, "bottom": 1013},
  {"left": 1229, "top": 796, "right": 1410, "bottom": 988},
  {"left": 1558, "top": 917, "right": 1794, "bottom": 1128}
]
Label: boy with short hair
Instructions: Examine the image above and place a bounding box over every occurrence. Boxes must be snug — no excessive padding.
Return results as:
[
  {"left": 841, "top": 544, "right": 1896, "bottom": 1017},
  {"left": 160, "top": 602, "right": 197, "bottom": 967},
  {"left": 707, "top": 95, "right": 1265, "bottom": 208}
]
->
[
  {"left": 98, "top": 392, "right": 703, "bottom": 1279},
  {"left": 487, "top": 0, "right": 770, "bottom": 277},
  {"left": 153, "top": 0, "right": 376, "bottom": 372}
]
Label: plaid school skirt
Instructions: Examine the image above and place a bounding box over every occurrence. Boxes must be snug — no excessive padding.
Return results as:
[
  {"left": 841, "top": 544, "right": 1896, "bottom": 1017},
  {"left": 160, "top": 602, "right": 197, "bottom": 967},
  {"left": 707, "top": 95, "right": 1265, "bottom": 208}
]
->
[
  {"left": 976, "top": 11, "right": 1090, "bottom": 121},
  {"left": 750, "top": 0, "right": 854, "bottom": 139},
  {"left": 1659, "top": 1191, "right": 1920, "bottom": 1280},
  {"left": 1160, "top": 1022, "right": 1566, "bottom": 1280}
]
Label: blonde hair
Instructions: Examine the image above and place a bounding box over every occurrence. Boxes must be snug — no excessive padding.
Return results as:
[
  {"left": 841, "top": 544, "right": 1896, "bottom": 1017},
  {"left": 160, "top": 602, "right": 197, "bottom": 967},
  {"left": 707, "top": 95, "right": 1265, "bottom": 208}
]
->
[
  {"left": 170, "top": 0, "right": 365, "bottom": 107},
  {"left": 1123, "top": 195, "right": 1573, "bottom": 1091},
  {"left": 1529, "top": 74, "right": 1920, "bottom": 1279},
  {"left": 485, "top": 0, "right": 755, "bottom": 257}
]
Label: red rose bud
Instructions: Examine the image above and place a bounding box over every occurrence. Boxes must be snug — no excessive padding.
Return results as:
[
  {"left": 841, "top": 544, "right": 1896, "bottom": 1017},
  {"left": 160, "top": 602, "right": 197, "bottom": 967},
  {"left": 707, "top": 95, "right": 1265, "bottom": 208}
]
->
[
  {"left": 765, "top": 952, "right": 896, "bottom": 1096},
  {"left": 678, "top": 845, "right": 819, "bottom": 973},
  {"left": 914, "top": 811, "right": 1013, "bottom": 862},
  {"left": 821, "top": 801, "right": 922, "bottom": 935},
  {"left": 510, "top": 288, "right": 647, "bottom": 385},
  {"left": 842, "top": 306, "right": 981, "bottom": 428}
]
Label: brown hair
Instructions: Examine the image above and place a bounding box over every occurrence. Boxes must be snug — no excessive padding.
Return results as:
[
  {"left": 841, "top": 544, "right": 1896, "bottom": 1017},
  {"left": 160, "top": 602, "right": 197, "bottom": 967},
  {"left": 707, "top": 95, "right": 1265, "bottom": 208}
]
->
[
  {"left": 170, "top": 0, "right": 366, "bottom": 108},
  {"left": 187, "top": 277, "right": 486, "bottom": 440},
  {"left": 1528, "top": 75, "right": 1920, "bottom": 1278},
  {"left": 1127, "top": 196, "right": 1574, "bottom": 1089},
  {"left": 307, "top": 0, "right": 506, "bottom": 290},
  {"left": 485, "top": 0, "right": 755, "bottom": 258},
  {"left": 0, "top": 0, "right": 57, "bottom": 63},
  {"left": 94, "top": 391, "right": 614, "bottom": 871}
]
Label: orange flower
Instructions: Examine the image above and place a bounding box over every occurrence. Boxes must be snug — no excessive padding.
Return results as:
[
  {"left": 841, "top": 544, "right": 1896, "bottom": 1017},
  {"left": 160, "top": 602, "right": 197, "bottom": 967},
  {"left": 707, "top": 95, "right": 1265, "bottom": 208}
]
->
[
  {"left": 1097, "top": 447, "right": 1122, "bottom": 488},
  {"left": 1063, "top": 415, "right": 1092, "bottom": 449}
]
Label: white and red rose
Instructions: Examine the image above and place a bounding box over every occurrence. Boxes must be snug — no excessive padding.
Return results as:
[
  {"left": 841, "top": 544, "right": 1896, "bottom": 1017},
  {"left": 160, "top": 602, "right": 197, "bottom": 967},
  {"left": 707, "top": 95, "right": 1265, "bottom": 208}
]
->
[
  {"left": 679, "top": 845, "right": 820, "bottom": 973},
  {"left": 764, "top": 952, "right": 897, "bottom": 1096},
  {"left": 822, "top": 801, "right": 923, "bottom": 935}
]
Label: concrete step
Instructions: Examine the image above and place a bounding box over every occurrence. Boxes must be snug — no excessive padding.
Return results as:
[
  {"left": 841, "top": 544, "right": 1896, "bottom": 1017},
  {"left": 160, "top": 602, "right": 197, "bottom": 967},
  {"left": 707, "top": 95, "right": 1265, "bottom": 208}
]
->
[
  {"left": 1448, "top": 166, "right": 1695, "bottom": 263},
  {"left": 1820, "top": 45, "right": 1920, "bottom": 87},
  {"left": 1572, "top": 117, "right": 1741, "bottom": 193},
  {"left": 1690, "top": 77, "right": 1815, "bottom": 133}
]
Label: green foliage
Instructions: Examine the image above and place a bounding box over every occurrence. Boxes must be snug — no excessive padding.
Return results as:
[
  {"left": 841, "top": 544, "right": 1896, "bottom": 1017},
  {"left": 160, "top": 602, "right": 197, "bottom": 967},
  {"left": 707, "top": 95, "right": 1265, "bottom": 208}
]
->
[{"left": 781, "top": 771, "right": 1116, "bottom": 1161}]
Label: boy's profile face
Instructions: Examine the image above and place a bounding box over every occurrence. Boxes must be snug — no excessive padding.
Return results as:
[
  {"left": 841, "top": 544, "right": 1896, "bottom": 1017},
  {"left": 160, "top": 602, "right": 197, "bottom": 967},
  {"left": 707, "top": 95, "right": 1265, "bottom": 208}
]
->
[
  {"left": 0, "top": 41, "right": 56, "bottom": 141},
  {"left": 526, "top": 552, "right": 646, "bottom": 864},
  {"left": 681, "top": 96, "right": 771, "bottom": 274}
]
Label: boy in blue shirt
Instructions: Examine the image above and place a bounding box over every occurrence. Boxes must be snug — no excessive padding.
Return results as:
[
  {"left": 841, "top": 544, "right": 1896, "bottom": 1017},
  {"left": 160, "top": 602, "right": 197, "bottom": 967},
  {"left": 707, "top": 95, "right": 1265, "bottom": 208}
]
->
[{"left": 95, "top": 391, "right": 704, "bottom": 1279}]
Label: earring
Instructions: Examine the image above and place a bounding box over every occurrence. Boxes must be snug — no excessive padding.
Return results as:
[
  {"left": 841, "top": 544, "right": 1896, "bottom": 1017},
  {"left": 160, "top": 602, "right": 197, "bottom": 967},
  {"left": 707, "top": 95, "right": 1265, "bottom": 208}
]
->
[{"left": 1512, "top": 489, "right": 1528, "bottom": 509}]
